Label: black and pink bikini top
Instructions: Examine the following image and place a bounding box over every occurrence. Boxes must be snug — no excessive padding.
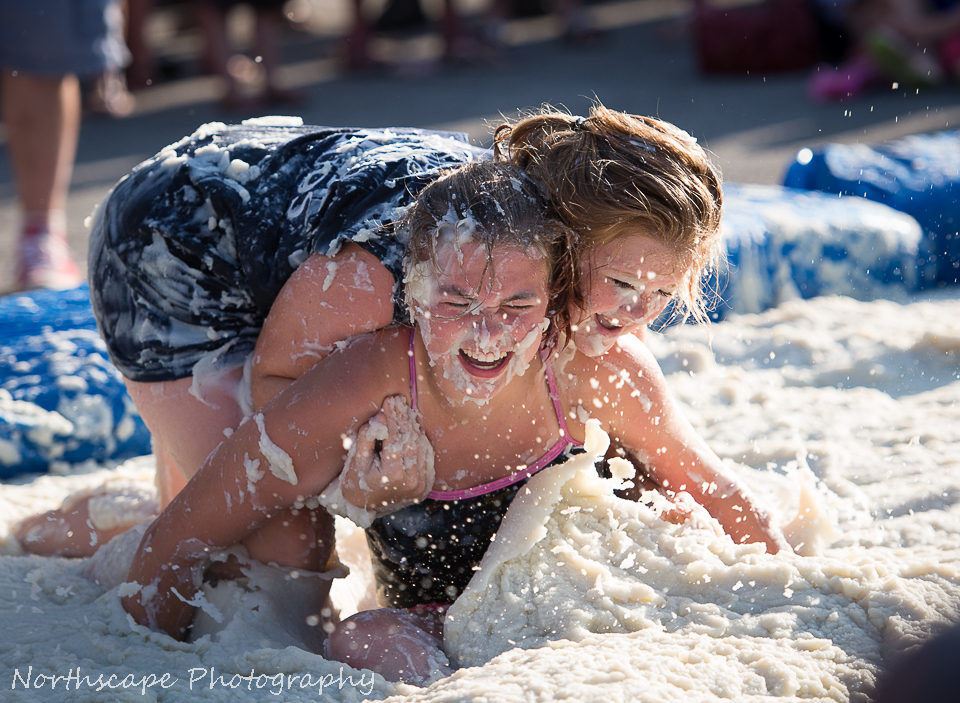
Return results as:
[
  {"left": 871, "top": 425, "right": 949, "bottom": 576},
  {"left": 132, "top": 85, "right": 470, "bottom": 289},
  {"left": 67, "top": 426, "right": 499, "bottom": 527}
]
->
[{"left": 362, "top": 329, "right": 584, "bottom": 610}]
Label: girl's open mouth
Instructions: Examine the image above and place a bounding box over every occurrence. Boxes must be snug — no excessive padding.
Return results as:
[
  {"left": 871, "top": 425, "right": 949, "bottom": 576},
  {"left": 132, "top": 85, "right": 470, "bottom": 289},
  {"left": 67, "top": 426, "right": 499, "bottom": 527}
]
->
[
  {"left": 595, "top": 313, "right": 623, "bottom": 334},
  {"left": 459, "top": 349, "right": 513, "bottom": 377}
]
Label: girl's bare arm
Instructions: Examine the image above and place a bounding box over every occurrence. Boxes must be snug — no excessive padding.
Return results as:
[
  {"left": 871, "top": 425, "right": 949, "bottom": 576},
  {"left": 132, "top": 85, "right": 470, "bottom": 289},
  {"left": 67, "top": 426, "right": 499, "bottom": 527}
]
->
[
  {"left": 123, "top": 331, "right": 410, "bottom": 637},
  {"left": 562, "top": 337, "right": 788, "bottom": 554},
  {"left": 250, "top": 245, "right": 397, "bottom": 409}
]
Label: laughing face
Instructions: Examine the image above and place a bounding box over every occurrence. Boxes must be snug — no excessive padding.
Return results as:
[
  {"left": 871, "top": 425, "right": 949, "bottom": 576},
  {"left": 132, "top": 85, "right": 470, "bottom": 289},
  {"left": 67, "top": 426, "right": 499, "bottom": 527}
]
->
[
  {"left": 406, "top": 239, "right": 551, "bottom": 404},
  {"left": 573, "top": 233, "right": 689, "bottom": 357}
]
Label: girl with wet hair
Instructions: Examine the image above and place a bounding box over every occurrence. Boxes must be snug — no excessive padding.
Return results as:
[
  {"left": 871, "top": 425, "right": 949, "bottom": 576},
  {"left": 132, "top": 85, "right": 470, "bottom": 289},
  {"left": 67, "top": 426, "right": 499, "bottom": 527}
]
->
[
  {"left": 495, "top": 103, "right": 725, "bottom": 351},
  {"left": 20, "top": 106, "right": 750, "bottom": 596},
  {"left": 122, "top": 160, "right": 784, "bottom": 686}
]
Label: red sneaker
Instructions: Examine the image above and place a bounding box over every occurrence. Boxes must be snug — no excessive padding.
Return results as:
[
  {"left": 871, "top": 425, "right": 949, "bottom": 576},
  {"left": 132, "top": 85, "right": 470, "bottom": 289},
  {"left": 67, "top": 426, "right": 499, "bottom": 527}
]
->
[{"left": 14, "top": 228, "right": 84, "bottom": 291}]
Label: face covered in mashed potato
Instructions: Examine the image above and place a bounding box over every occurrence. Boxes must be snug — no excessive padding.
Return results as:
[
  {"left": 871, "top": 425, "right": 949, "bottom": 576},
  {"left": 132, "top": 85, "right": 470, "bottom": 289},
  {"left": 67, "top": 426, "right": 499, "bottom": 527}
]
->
[
  {"left": 405, "top": 237, "right": 551, "bottom": 404},
  {"left": 574, "top": 232, "right": 689, "bottom": 357}
]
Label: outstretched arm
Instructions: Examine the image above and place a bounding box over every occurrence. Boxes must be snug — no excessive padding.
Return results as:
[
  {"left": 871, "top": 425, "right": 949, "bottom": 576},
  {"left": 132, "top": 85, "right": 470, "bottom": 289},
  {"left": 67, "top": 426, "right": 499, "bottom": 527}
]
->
[
  {"left": 562, "top": 337, "right": 788, "bottom": 554},
  {"left": 122, "top": 404, "right": 349, "bottom": 636}
]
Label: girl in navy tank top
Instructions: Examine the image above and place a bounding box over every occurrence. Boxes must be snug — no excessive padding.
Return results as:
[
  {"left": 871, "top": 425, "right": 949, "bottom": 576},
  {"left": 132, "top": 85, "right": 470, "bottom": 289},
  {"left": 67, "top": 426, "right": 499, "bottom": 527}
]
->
[{"left": 123, "top": 161, "right": 786, "bottom": 687}]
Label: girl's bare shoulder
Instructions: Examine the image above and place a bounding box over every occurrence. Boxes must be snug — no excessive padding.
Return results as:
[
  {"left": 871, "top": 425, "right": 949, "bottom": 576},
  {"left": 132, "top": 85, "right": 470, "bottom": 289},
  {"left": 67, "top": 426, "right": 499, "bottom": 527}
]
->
[{"left": 556, "top": 335, "right": 667, "bottom": 395}]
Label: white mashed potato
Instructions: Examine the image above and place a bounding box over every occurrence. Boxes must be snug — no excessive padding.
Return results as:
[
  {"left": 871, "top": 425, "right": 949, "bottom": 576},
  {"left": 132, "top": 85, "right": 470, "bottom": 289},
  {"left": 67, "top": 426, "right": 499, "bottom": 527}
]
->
[{"left": 0, "top": 292, "right": 957, "bottom": 702}]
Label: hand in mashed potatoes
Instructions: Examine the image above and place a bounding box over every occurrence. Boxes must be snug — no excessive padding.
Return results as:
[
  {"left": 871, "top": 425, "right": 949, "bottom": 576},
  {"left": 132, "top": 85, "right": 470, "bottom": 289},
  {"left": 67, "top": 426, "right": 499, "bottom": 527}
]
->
[{"left": 340, "top": 394, "right": 436, "bottom": 514}]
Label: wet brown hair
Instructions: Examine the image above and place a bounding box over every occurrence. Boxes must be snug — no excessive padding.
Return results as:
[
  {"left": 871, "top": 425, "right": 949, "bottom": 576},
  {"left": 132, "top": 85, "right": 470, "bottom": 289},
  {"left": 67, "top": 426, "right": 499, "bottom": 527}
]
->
[
  {"left": 400, "top": 160, "right": 578, "bottom": 341},
  {"left": 494, "top": 103, "right": 724, "bottom": 325}
]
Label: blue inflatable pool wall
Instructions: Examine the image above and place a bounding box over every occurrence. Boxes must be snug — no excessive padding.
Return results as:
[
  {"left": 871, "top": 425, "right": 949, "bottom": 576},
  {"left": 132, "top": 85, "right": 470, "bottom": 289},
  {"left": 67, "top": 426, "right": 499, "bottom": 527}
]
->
[
  {"left": 709, "top": 184, "right": 926, "bottom": 319},
  {"left": 783, "top": 128, "right": 960, "bottom": 286},
  {"left": 0, "top": 285, "right": 153, "bottom": 479}
]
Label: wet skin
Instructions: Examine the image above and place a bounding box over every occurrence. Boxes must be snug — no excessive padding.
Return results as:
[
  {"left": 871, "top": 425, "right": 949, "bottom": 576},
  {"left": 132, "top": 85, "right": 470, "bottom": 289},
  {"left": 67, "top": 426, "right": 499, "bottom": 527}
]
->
[
  {"left": 409, "top": 240, "right": 550, "bottom": 404},
  {"left": 573, "top": 233, "right": 688, "bottom": 357}
]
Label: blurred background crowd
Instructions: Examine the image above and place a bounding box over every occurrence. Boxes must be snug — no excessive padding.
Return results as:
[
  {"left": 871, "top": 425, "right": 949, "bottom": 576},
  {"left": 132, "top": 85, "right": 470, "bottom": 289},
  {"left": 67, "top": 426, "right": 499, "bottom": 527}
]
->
[{"left": 1, "top": 0, "right": 959, "bottom": 293}]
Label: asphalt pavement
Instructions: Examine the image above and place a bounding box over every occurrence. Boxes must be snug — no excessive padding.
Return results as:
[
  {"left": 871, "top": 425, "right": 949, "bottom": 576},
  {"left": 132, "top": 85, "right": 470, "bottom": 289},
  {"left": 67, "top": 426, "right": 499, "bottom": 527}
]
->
[{"left": 2, "top": 0, "right": 959, "bottom": 294}]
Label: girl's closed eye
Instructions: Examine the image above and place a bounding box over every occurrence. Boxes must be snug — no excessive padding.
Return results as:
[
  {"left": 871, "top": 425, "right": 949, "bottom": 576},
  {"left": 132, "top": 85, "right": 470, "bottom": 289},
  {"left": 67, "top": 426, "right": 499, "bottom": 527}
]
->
[
  {"left": 610, "top": 275, "right": 674, "bottom": 301},
  {"left": 440, "top": 298, "right": 471, "bottom": 310}
]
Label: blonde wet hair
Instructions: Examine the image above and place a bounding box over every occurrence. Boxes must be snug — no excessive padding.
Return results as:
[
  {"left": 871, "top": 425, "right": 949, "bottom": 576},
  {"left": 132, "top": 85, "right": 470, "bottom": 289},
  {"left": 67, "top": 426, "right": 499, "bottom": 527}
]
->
[
  {"left": 400, "top": 160, "right": 578, "bottom": 341},
  {"left": 494, "top": 103, "right": 724, "bottom": 326}
]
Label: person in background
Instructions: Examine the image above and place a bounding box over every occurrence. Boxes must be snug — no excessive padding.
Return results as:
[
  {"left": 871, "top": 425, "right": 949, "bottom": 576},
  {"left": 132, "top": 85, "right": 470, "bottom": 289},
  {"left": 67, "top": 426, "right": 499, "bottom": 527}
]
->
[
  {"left": 342, "top": 0, "right": 599, "bottom": 70},
  {"left": 125, "top": 0, "right": 159, "bottom": 90},
  {"left": 808, "top": 0, "right": 960, "bottom": 101},
  {"left": 192, "top": 0, "right": 302, "bottom": 110},
  {"left": 0, "top": 0, "right": 130, "bottom": 292}
]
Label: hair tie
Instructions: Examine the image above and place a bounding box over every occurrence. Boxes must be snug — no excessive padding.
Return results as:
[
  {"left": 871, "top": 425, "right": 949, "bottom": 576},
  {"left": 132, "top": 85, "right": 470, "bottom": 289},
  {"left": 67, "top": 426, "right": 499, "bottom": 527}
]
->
[{"left": 572, "top": 116, "right": 588, "bottom": 131}]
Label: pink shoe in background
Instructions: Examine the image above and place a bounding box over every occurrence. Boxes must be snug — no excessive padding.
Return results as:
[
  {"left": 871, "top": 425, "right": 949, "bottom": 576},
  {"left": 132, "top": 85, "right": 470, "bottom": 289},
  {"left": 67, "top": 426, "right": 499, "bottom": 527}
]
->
[
  {"left": 14, "top": 227, "right": 84, "bottom": 291},
  {"left": 807, "top": 53, "right": 884, "bottom": 102}
]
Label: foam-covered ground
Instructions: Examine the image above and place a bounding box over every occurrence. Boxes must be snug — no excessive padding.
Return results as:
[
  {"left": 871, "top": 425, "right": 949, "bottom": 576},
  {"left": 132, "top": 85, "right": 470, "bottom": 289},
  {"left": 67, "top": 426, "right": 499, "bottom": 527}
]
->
[{"left": 1, "top": 292, "right": 958, "bottom": 702}]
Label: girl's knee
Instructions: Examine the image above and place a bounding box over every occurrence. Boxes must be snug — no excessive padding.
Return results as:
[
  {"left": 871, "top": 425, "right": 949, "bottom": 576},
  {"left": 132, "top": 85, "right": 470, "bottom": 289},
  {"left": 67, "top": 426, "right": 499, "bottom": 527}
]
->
[
  {"left": 326, "top": 609, "right": 452, "bottom": 684},
  {"left": 326, "top": 609, "right": 410, "bottom": 663},
  {"left": 326, "top": 610, "right": 387, "bottom": 662}
]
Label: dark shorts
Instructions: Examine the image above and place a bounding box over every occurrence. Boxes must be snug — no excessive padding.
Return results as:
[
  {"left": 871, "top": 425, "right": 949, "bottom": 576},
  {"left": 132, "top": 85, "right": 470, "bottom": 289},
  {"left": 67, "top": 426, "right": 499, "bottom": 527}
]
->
[
  {"left": 89, "top": 121, "right": 487, "bottom": 383},
  {"left": 0, "top": 0, "right": 128, "bottom": 76}
]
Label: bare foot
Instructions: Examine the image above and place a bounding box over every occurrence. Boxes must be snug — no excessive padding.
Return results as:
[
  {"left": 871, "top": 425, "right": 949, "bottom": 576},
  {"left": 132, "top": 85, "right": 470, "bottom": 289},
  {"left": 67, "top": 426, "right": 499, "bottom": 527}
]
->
[
  {"left": 15, "top": 486, "right": 158, "bottom": 558},
  {"left": 17, "top": 498, "right": 116, "bottom": 557}
]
